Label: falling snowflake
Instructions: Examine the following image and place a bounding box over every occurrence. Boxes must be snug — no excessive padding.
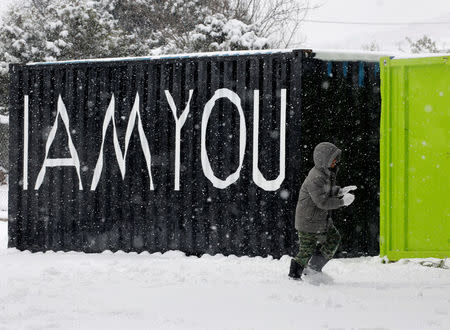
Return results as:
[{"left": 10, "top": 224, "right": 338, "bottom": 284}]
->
[{"left": 279, "top": 189, "right": 290, "bottom": 199}]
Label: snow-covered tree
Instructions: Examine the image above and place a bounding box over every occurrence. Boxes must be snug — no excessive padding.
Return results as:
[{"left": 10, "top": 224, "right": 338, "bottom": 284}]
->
[
  {"left": 397, "top": 35, "right": 449, "bottom": 54},
  {"left": 361, "top": 41, "right": 380, "bottom": 52},
  {"left": 188, "top": 13, "right": 269, "bottom": 52},
  {"left": 0, "top": 0, "right": 307, "bottom": 64},
  {"left": 112, "top": 0, "right": 309, "bottom": 51},
  {"left": 405, "top": 35, "right": 439, "bottom": 54},
  {"left": 109, "top": 0, "right": 270, "bottom": 54},
  {"left": 0, "top": 0, "right": 129, "bottom": 64}
]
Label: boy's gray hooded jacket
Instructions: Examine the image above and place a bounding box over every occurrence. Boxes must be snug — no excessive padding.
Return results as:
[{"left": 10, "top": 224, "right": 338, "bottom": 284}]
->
[{"left": 295, "top": 142, "right": 344, "bottom": 233}]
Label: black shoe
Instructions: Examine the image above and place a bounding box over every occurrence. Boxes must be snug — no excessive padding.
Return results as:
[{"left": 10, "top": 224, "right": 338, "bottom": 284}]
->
[
  {"left": 288, "top": 259, "right": 303, "bottom": 280},
  {"left": 308, "top": 253, "right": 329, "bottom": 272}
]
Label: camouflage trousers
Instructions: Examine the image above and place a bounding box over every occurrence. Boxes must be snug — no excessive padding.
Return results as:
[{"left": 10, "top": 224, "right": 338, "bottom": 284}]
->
[{"left": 294, "top": 224, "right": 341, "bottom": 267}]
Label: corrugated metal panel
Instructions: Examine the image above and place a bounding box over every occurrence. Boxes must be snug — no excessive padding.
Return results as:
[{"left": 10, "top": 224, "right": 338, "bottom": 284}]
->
[
  {"left": 8, "top": 50, "right": 381, "bottom": 258},
  {"left": 300, "top": 56, "right": 381, "bottom": 257},
  {"left": 380, "top": 56, "right": 449, "bottom": 260}
]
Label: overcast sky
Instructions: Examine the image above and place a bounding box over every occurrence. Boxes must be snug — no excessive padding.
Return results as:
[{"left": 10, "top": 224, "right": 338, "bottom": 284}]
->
[
  {"left": 298, "top": 0, "right": 450, "bottom": 51},
  {"left": 0, "top": 0, "right": 449, "bottom": 52}
]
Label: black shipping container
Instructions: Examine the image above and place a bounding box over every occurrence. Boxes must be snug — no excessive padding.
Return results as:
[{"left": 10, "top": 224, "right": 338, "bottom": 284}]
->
[{"left": 8, "top": 49, "right": 382, "bottom": 258}]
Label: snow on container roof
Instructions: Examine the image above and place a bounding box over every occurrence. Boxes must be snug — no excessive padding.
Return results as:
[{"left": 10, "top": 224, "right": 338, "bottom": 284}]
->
[
  {"left": 312, "top": 49, "right": 394, "bottom": 62},
  {"left": 25, "top": 49, "right": 294, "bottom": 66},
  {"left": 25, "top": 48, "right": 395, "bottom": 66},
  {"left": 391, "top": 53, "right": 450, "bottom": 59}
]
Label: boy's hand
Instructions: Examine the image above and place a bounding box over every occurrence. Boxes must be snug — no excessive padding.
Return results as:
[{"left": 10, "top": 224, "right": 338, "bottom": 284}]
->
[
  {"left": 342, "top": 193, "right": 355, "bottom": 206},
  {"left": 338, "top": 185, "right": 357, "bottom": 196}
]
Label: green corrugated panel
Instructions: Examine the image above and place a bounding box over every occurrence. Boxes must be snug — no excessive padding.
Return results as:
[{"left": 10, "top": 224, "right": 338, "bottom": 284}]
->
[{"left": 380, "top": 55, "right": 450, "bottom": 260}]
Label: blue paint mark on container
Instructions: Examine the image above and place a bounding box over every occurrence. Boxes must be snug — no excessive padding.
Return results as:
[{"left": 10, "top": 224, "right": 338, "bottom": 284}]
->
[
  {"left": 342, "top": 62, "right": 348, "bottom": 78},
  {"left": 327, "top": 62, "right": 333, "bottom": 77},
  {"left": 358, "top": 62, "right": 365, "bottom": 86},
  {"left": 374, "top": 63, "right": 380, "bottom": 77}
]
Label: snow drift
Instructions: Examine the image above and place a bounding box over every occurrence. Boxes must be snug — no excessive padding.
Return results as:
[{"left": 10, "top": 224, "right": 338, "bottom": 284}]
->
[{"left": 0, "top": 221, "right": 449, "bottom": 330}]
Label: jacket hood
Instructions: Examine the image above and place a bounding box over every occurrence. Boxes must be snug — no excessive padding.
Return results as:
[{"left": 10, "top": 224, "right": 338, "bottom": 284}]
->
[{"left": 313, "top": 142, "right": 342, "bottom": 171}]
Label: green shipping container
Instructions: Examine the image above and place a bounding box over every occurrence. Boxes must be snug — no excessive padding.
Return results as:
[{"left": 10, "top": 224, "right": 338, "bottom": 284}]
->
[{"left": 380, "top": 55, "right": 450, "bottom": 260}]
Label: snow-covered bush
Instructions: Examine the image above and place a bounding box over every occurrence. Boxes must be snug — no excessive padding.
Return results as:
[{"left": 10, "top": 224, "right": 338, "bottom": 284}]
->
[
  {"left": 0, "top": 0, "right": 129, "bottom": 64},
  {"left": 188, "top": 14, "right": 269, "bottom": 52},
  {"left": 406, "top": 35, "right": 439, "bottom": 54},
  {"left": 0, "top": 0, "right": 274, "bottom": 61},
  {"left": 111, "top": 0, "right": 269, "bottom": 54}
]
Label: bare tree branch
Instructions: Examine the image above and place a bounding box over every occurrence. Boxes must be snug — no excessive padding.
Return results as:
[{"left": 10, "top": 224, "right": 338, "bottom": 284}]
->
[{"left": 228, "top": 0, "right": 319, "bottom": 48}]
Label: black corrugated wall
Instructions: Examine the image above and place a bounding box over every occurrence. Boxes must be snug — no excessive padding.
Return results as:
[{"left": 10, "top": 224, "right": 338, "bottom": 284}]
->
[
  {"left": 8, "top": 50, "right": 380, "bottom": 258},
  {"left": 301, "top": 57, "right": 380, "bottom": 257}
]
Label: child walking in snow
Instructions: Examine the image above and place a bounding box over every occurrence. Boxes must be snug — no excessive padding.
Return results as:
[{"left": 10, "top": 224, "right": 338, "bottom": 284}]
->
[{"left": 289, "top": 142, "right": 356, "bottom": 280}]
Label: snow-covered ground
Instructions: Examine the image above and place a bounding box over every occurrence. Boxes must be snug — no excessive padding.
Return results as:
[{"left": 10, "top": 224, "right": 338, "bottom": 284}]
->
[{"left": 0, "top": 221, "right": 449, "bottom": 330}]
